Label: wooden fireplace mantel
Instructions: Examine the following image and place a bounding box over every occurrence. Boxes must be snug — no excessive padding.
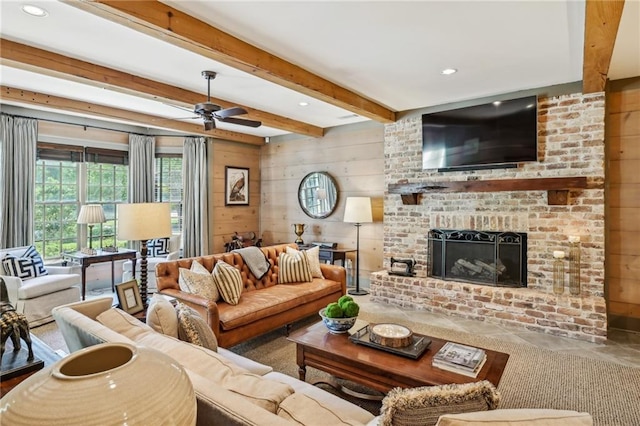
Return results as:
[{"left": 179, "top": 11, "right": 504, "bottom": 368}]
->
[{"left": 388, "top": 177, "right": 594, "bottom": 205}]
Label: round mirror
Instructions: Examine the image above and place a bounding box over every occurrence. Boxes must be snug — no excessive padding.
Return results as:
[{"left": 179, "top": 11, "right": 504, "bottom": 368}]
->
[{"left": 298, "top": 172, "right": 338, "bottom": 219}]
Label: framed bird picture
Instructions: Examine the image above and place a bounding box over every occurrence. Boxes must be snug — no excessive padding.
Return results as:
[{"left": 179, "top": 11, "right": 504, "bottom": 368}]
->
[{"left": 225, "top": 166, "right": 249, "bottom": 205}]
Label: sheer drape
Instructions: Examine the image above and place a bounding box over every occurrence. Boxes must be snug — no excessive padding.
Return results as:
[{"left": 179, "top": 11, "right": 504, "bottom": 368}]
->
[
  {"left": 0, "top": 115, "right": 37, "bottom": 249},
  {"left": 182, "top": 137, "right": 209, "bottom": 257},
  {"left": 128, "top": 134, "right": 155, "bottom": 203}
]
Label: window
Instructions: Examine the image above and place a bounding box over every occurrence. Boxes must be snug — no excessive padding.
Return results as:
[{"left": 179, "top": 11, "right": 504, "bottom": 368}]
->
[
  {"left": 155, "top": 155, "right": 183, "bottom": 233},
  {"left": 34, "top": 144, "right": 129, "bottom": 259}
]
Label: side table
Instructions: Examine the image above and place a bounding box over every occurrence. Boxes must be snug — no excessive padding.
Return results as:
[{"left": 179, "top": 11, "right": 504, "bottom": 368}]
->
[
  {"left": 298, "top": 245, "right": 356, "bottom": 267},
  {"left": 63, "top": 249, "right": 137, "bottom": 300}
]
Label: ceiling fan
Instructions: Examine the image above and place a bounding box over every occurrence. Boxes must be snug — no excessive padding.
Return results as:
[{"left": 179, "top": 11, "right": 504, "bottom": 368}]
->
[{"left": 185, "top": 71, "right": 261, "bottom": 131}]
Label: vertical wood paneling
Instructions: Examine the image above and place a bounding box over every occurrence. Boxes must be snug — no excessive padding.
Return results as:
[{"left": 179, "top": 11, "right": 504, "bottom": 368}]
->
[
  {"left": 607, "top": 82, "right": 640, "bottom": 330},
  {"left": 260, "top": 122, "right": 385, "bottom": 287}
]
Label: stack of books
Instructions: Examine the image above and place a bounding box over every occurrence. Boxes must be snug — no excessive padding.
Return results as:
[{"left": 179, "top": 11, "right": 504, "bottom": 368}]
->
[{"left": 432, "top": 342, "right": 487, "bottom": 378}]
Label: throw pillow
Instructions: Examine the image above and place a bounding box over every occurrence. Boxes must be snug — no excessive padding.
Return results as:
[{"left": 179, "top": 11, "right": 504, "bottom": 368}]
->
[
  {"left": 211, "top": 260, "right": 243, "bottom": 305},
  {"left": 379, "top": 380, "right": 500, "bottom": 426},
  {"left": 176, "top": 303, "right": 218, "bottom": 352},
  {"left": 278, "top": 251, "right": 312, "bottom": 284},
  {"left": 147, "top": 237, "right": 170, "bottom": 257},
  {"left": 287, "top": 245, "right": 324, "bottom": 278},
  {"left": 1, "top": 245, "right": 48, "bottom": 280},
  {"left": 146, "top": 294, "right": 179, "bottom": 338},
  {"left": 178, "top": 261, "right": 220, "bottom": 302}
]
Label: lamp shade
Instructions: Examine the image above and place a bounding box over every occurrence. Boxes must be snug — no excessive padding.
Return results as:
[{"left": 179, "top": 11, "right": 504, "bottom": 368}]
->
[
  {"left": 117, "top": 203, "right": 172, "bottom": 241},
  {"left": 344, "top": 197, "right": 373, "bottom": 223},
  {"left": 77, "top": 204, "right": 106, "bottom": 224},
  {"left": 0, "top": 343, "right": 196, "bottom": 425}
]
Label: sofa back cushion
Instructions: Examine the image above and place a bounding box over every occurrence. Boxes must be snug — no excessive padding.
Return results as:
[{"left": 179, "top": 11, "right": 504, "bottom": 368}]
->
[{"left": 156, "top": 244, "right": 298, "bottom": 295}]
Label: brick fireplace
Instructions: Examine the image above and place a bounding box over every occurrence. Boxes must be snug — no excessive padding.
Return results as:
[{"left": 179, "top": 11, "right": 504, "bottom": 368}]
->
[{"left": 371, "top": 91, "right": 607, "bottom": 343}]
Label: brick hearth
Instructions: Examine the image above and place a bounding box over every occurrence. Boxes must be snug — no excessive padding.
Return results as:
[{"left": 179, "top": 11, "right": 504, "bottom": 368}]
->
[{"left": 372, "top": 91, "right": 607, "bottom": 343}]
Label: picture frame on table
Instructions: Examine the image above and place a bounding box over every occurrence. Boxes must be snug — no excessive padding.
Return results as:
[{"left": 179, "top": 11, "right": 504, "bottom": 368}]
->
[
  {"left": 225, "top": 166, "right": 249, "bottom": 206},
  {"left": 116, "top": 280, "right": 144, "bottom": 314}
]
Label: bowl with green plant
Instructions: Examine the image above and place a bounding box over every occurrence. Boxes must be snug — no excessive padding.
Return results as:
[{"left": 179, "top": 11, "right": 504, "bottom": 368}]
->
[{"left": 319, "top": 295, "right": 360, "bottom": 334}]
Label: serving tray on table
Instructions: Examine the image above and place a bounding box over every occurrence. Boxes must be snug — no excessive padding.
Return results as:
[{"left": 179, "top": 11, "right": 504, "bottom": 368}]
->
[{"left": 348, "top": 324, "right": 431, "bottom": 359}]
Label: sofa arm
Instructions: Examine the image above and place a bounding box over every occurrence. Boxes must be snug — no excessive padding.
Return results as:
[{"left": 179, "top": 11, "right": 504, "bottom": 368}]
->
[
  {"left": 160, "top": 289, "right": 221, "bottom": 337},
  {"left": 319, "top": 264, "right": 347, "bottom": 294},
  {"left": 0, "top": 274, "right": 22, "bottom": 303}
]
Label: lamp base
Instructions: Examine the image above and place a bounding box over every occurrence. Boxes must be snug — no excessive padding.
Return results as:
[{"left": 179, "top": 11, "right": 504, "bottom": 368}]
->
[{"left": 348, "top": 289, "right": 369, "bottom": 296}]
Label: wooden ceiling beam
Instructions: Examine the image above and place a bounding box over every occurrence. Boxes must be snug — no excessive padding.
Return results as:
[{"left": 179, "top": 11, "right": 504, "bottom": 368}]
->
[
  {"left": 1, "top": 86, "right": 264, "bottom": 145},
  {"left": 582, "top": 0, "right": 625, "bottom": 93},
  {"left": 0, "top": 39, "right": 322, "bottom": 138},
  {"left": 65, "top": 0, "right": 396, "bottom": 124}
]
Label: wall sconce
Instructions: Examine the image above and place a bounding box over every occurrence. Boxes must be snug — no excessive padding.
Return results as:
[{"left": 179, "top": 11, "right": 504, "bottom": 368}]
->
[
  {"left": 568, "top": 235, "right": 581, "bottom": 296},
  {"left": 552, "top": 250, "right": 565, "bottom": 295}
]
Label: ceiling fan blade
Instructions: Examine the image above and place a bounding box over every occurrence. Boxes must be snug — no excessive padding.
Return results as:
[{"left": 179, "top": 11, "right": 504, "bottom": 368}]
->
[
  {"left": 215, "top": 106, "right": 248, "bottom": 119},
  {"left": 217, "top": 117, "right": 262, "bottom": 128}
]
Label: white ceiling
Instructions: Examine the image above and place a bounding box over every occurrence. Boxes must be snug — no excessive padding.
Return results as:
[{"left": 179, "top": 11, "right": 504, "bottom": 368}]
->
[{"left": 0, "top": 0, "right": 638, "bottom": 139}]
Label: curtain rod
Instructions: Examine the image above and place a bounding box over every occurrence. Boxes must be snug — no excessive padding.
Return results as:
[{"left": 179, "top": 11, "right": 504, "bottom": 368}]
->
[{"left": 1, "top": 112, "right": 198, "bottom": 138}]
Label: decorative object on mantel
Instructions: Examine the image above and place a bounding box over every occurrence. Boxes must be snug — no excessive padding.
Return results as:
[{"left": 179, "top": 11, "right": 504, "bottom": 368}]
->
[
  {"left": 117, "top": 202, "right": 172, "bottom": 309},
  {"left": 389, "top": 257, "right": 416, "bottom": 276},
  {"left": 553, "top": 251, "right": 566, "bottom": 295},
  {"left": 0, "top": 343, "right": 197, "bottom": 425},
  {"left": 76, "top": 204, "right": 105, "bottom": 251},
  {"left": 293, "top": 223, "right": 306, "bottom": 244},
  {"left": 388, "top": 176, "right": 599, "bottom": 205},
  {"left": 344, "top": 197, "right": 373, "bottom": 295},
  {"left": 569, "top": 236, "right": 581, "bottom": 296}
]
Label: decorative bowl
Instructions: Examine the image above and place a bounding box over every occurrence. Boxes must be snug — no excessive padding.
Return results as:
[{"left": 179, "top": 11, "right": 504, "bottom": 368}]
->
[{"left": 319, "top": 308, "right": 358, "bottom": 334}]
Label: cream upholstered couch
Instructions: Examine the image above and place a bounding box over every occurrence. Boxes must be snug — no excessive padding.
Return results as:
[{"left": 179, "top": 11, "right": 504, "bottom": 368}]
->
[
  {"left": 1, "top": 246, "right": 81, "bottom": 326},
  {"left": 52, "top": 297, "right": 378, "bottom": 426},
  {"left": 51, "top": 298, "right": 593, "bottom": 426}
]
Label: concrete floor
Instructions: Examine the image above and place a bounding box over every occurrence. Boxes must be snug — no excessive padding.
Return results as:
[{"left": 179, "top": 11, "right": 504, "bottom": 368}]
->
[{"left": 353, "top": 293, "right": 640, "bottom": 369}]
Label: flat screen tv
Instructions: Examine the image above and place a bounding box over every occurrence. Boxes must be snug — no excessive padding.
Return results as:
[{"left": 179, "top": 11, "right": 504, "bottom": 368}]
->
[{"left": 422, "top": 96, "right": 538, "bottom": 171}]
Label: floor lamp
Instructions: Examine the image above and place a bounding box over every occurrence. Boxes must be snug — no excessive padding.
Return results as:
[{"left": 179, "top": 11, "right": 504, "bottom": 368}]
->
[
  {"left": 77, "top": 204, "right": 106, "bottom": 253},
  {"left": 117, "top": 203, "right": 172, "bottom": 308},
  {"left": 344, "top": 197, "right": 373, "bottom": 296}
]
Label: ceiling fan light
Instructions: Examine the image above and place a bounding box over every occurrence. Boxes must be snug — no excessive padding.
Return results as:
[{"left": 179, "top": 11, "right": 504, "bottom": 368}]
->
[{"left": 204, "top": 120, "right": 215, "bottom": 131}]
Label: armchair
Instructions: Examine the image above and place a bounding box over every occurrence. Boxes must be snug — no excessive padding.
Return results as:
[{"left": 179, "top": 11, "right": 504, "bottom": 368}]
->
[
  {"left": 122, "top": 234, "right": 181, "bottom": 293},
  {"left": 0, "top": 246, "right": 81, "bottom": 326}
]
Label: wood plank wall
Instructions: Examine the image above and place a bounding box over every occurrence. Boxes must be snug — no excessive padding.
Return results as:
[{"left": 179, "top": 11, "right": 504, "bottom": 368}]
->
[
  {"left": 260, "top": 121, "right": 385, "bottom": 287},
  {"left": 607, "top": 78, "right": 640, "bottom": 331}
]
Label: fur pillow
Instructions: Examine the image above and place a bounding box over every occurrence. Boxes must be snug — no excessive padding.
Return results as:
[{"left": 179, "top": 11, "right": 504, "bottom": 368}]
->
[
  {"left": 178, "top": 261, "right": 220, "bottom": 302},
  {"left": 287, "top": 245, "right": 324, "bottom": 278},
  {"left": 176, "top": 303, "right": 218, "bottom": 352},
  {"left": 379, "top": 380, "right": 500, "bottom": 426},
  {"left": 278, "top": 251, "right": 312, "bottom": 284}
]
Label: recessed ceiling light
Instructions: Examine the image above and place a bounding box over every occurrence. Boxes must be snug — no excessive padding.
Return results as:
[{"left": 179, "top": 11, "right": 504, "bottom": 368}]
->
[
  {"left": 22, "top": 4, "right": 48, "bottom": 17},
  {"left": 493, "top": 101, "right": 502, "bottom": 106},
  {"left": 441, "top": 68, "right": 457, "bottom": 75},
  {"left": 298, "top": 101, "right": 309, "bottom": 107}
]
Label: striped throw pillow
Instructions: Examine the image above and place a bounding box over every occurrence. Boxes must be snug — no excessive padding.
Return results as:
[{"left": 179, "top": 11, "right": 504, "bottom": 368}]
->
[
  {"left": 286, "top": 245, "right": 324, "bottom": 278},
  {"left": 278, "top": 251, "right": 312, "bottom": 284},
  {"left": 212, "top": 260, "right": 243, "bottom": 305}
]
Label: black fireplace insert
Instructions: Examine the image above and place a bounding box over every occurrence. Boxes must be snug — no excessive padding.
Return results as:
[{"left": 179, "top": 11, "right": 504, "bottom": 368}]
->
[{"left": 428, "top": 229, "right": 527, "bottom": 288}]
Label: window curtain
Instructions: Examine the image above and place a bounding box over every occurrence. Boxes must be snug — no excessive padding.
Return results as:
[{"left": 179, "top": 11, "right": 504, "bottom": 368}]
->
[
  {"left": 0, "top": 115, "right": 37, "bottom": 249},
  {"left": 128, "top": 134, "right": 155, "bottom": 203},
  {"left": 182, "top": 137, "right": 209, "bottom": 258}
]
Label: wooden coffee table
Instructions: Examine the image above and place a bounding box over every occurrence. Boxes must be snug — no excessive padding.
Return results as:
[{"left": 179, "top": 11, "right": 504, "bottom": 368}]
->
[{"left": 288, "top": 321, "right": 509, "bottom": 395}]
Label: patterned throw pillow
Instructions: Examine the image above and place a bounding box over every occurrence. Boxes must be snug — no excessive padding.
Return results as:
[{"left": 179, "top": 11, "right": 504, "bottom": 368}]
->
[
  {"left": 287, "top": 245, "right": 324, "bottom": 279},
  {"left": 278, "top": 251, "right": 312, "bottom": 284},
  {"left": 147, "top": 237, "right": 170, "bottom": 257},
  {"left": 178, "top": 261, "right": 220, "bottom": 302},
  {"left": 176, "top": 303, "right": 218, "bottom": 352},
  {"left": 211, "top": 260, "right": 243, "bottom": 305},
  {"left": 1, "top": 245, "right": 48, "bottom": 280}
]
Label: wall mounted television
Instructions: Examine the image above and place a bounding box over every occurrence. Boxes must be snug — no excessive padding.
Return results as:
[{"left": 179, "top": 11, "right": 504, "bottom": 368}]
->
[{"left": 422, "top": 95, "right": 538, "bottom": 172}]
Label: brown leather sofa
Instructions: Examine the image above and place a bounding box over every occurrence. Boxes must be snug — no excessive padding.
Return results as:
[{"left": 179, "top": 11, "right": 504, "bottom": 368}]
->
[{"left": 156, "top": 243, "right": 346, "bottom": 347}]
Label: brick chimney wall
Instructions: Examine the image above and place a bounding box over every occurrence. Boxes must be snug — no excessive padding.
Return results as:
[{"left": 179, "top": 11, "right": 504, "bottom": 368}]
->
[{"left": 371, "top": 92, "right": 607, "bottom": 343}]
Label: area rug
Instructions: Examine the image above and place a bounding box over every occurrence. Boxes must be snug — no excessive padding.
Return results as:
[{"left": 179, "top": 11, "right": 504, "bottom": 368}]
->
[
  {"left": 229, "top": 312, "right": 640, "bottom": 426},
  {"left": 32, "top": 313, "right": 640, "bottom": 425}
]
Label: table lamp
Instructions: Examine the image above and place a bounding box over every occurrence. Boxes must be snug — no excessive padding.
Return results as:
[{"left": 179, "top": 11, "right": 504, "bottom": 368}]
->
[
  {"left": 117, "top": 203, "right": 171, "bottom": 307},
  {"left": 344, "top": 197, "right": 372, "bottom": 296},
  {"left": 77, "top": 204, "right": 106, "bottom": 252}
]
